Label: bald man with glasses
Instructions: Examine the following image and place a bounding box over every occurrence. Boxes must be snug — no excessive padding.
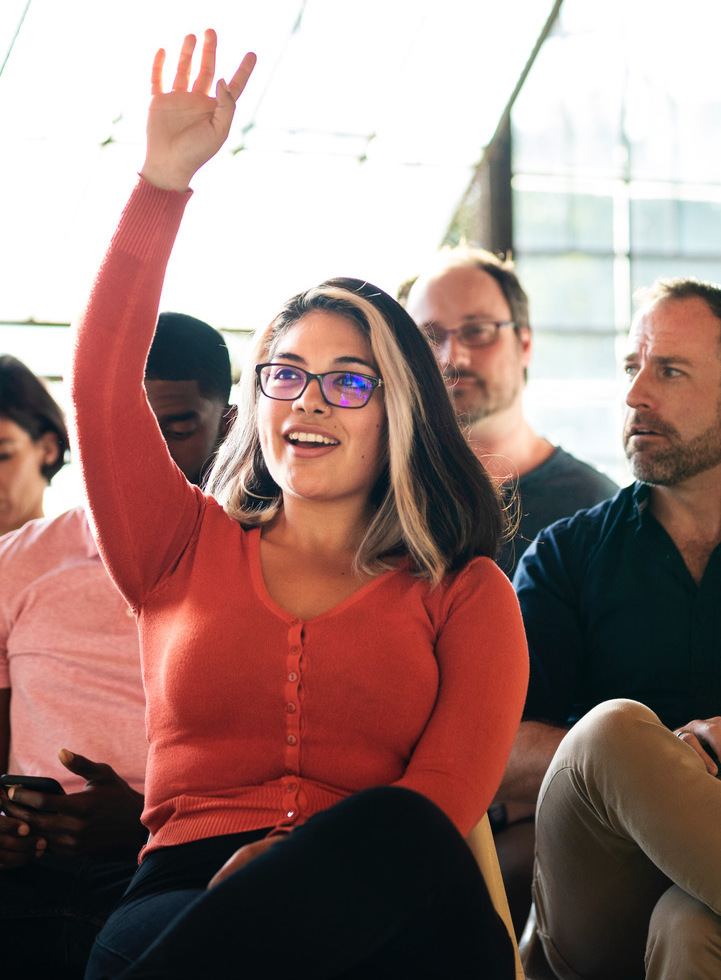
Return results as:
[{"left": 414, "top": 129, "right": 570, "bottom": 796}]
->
[{"left": 403, "top": 246, "right": 617, "bottom": 581}]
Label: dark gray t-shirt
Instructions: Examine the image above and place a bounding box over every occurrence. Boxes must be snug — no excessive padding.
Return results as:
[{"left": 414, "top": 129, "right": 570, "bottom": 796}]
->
[{"left": 497, "top": 446, "right": 618, "bottom": 579}]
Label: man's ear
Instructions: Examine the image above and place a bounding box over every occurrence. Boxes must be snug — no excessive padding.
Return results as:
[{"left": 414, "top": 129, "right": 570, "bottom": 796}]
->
[{"left": 518, "top": 326, "right": 532, "bottom": 369}]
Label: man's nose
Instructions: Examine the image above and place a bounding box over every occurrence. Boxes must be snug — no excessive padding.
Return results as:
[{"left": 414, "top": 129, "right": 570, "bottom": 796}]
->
[
  {"left": 625, "top": 366, "right": 653, "bottom": 410},
  {"left": 440, "top": 331, "right": 470, "bottom": 370}
]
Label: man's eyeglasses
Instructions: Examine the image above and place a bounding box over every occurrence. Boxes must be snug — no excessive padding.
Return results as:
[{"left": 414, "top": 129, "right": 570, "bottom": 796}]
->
[
  {"left": 256, "top": 363, "right": 383, "bottom": 409},
  {"left": 423, "top": 320, "right": 515, "bottom": 350}
]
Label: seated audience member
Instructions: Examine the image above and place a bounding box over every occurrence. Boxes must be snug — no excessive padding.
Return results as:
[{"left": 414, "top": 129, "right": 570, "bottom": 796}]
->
[
  {"left": 402, "top": 247, "right": 617, "bottom": 935},
  {"left": 401, "top": 248, "right": 617, "bottom": 579},
  {"left": 0, "top": 354, "right": 70, "bottom": 535},
  {"left": 144, "top": 311, "right": 235, "bottom": 486},
  {"left": 0, "top": 314, "right": 233, "bottom": 978},
  {"left": 72, "top": 32, "right": 528, "bottom": 979},
  {"left": 510, "top": 278, "right": 721, "bottom": 979}
]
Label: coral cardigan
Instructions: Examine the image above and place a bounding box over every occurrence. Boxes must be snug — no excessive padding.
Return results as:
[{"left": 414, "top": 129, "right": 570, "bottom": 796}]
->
[{"left": 71, "top": 178, "right": 528, "bottom": 857}]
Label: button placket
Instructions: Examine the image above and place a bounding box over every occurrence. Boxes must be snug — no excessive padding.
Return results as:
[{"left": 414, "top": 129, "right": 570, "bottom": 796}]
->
[{"left": 283, "top": 621, "right": 303, "bottom": 800}]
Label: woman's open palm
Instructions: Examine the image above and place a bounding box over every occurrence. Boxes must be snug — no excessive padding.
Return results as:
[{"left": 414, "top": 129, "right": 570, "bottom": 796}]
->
[{"left": 142, "top": 29, "right": 256, "bottom": 191}]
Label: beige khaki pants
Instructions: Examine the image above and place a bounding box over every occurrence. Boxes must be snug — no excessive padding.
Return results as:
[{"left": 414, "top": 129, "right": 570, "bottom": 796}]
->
[{"left": 533, "top": 699, "right": 721, "bottom": 980}]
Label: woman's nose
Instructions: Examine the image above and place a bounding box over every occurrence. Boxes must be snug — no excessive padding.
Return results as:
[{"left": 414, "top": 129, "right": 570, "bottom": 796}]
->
[{"left": 293, "top": 376, "right": 329, "bottom": 414}]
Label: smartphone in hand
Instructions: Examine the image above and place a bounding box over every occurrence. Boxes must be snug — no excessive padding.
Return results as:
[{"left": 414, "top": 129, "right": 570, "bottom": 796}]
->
[{"left": 0, "top": 774, "right": 65, "bottom": 795}]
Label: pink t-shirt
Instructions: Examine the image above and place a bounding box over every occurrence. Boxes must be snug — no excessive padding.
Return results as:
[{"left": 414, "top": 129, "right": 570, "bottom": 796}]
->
[{"left": 0, "top": 506, "right": 147, "bottom": 793}]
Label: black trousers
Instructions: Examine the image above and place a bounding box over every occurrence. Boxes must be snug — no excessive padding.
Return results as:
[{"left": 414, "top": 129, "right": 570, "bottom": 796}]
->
[
  {"left": 0, "top": 847, "right": 138, "bottom": 979},
  {"left": 85, "top": 786, "right": 513, "bottom": 979}
]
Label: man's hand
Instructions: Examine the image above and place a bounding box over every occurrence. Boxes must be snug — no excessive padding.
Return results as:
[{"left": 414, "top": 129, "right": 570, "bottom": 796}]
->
[
  {"left": 0, "top": 808, "right": 46, "bottom": 869},
  {"left": 1, "top": 750, "right": 146, "bottom": 858},
  {"left": 674, "top": 718, "right": 721, "bottom": 775}
]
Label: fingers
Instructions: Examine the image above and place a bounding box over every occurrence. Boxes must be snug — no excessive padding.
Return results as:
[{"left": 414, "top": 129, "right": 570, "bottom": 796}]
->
[
  {"left": 0, "top": 839, "right": 43, "bottom": 868},
  {"left": 192, "top": 28, "right": 217, "bottom": 94},
  {"left": 5, "top": 787, "right": 62, "bottom": 815},
  {"left": 675, "top": 728, "right": 719, "bottom": 775},
  {"left": 0, "top": 815, "right": 45, "bottom": 865},
  {"left": 172, "top": 33, "right": 197, "bottom": 92},
  {"left": 150, "top": 48, "right": 166, "bottom": 95},
  {"left": 151, "top": 29, "right": 255, "bottom": 103},
  {"left": 226, "top": 51, "right": 257, "bottom": 101},
  {"left": 58, "top": 749, "right": 117, "bottom": 785}
]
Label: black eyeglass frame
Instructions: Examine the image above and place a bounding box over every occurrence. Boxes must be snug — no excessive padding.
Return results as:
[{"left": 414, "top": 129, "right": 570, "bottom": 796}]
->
[
  {"left": 424, "top": 320, "right": 516, "bottom": 350},
  {"left": 255, "top": 363, "right": 384, "bottom": 409}
]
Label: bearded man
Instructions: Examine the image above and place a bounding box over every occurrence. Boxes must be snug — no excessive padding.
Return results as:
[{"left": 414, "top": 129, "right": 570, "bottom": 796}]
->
[
  {"left": 403, "top": 248, "right": 616, "bottom": 580},
  {"left": 509, "top": 278, "right": 721, "bottom": 980}
]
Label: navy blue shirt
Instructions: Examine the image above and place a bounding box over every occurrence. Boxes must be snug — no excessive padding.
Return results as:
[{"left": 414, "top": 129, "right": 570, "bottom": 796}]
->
[
  {"left": 498, "top": 447, "right": 617, "bottom": 579},
  {"left": 513, "top": 483, "right": 721, "bottom": 732}
]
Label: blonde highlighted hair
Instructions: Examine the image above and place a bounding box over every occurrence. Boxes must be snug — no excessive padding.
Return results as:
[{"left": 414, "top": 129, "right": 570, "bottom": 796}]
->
[{"left": 206, "top": 278, "right": 504, "bottom": 584}]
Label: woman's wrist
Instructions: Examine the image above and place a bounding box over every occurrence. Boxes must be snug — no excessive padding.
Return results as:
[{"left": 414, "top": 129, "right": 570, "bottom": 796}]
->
[{"left": 139, "top": 159, "right": 194, "bottom": 193}]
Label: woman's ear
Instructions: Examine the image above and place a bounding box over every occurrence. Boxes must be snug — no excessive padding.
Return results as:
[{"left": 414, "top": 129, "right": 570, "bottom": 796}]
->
[{"left": 37, "top": 430, "right": 61, "bottom": 469}]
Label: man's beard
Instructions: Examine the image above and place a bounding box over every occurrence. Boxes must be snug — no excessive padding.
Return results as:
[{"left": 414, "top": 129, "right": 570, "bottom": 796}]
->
[
  {"left": 624, "top": 404, "right": 721, "bottom": 485},
  {"left": 445, "top": 370, "right": 520, "bottom": 426}
]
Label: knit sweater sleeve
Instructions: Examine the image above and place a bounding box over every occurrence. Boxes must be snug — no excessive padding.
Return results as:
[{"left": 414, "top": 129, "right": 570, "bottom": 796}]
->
[
  {"left": 70, "top": 178, "right": 205, "bottom": 606},
  {"left": 393, "top": 559, "right": 529, "bottom": 835}
]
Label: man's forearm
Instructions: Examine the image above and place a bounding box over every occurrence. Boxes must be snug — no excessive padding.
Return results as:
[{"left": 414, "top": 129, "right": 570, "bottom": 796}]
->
[{"left": 497, "top": 720, "right": 569, "bottom": 805}]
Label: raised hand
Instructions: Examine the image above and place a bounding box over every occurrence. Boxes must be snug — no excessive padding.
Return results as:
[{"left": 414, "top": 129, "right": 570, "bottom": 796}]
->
[
  {"left": 1, "top": 750, "right": 146, "bottom": 858},
  {"left": 141, "top": 28, "right": 256, "bottom": 192}
]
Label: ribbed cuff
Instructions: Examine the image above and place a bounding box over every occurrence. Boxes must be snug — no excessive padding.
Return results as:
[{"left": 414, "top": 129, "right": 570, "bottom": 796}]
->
[{"left": 109, "top": 176, "right": 193, "bottom": 265}]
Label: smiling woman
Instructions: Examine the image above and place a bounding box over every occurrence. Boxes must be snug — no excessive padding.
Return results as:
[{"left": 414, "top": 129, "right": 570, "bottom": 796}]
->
[{"left": 71, "top": 29, "right": 528, "bottom": 979}]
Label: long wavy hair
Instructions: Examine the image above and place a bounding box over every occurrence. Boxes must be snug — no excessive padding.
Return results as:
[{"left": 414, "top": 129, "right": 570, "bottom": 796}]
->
[{"left": 206, "top": 278, "right": 505, "bottom": 584}]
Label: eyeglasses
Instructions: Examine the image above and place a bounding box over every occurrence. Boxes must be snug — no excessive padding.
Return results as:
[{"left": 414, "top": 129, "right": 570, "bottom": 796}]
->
[
  {"left": 255, "top": 363, "right": 383, "bottom": 409},
  {"left": 423, "top": 320, "right": 515, "bottom": 350}
]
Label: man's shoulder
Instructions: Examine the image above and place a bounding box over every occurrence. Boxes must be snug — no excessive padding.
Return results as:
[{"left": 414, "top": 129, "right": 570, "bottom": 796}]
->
[
  {"left": 513, "top": 447, "right": 620, "bottom": 556},
  {"left": 522, "top": 483, "right": 639, "bottom": 570},
  {"left": 527, "top": 446, "right": 618, "bottom": 498}
]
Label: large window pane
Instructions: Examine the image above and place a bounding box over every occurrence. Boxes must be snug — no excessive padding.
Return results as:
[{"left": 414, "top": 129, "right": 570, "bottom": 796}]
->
[
  {"left": 514, "top": 189, "right": 614, "bottom": 252},
  {"left": 514, "top": 254, "right": 616, "bottom": 331},
  {"left": 630, "top": 199, "right": 721, "bottom": 256}
]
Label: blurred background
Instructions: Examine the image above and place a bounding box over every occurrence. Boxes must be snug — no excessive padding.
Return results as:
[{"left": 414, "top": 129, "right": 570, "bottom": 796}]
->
[{"left": 2, "top": 0, "right": 720, "bottom": 513}]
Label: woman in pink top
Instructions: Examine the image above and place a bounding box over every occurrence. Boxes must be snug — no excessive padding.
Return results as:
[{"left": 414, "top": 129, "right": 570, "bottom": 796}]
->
[{"left": 75, "top": 31, "right": 528, "bottom": 979}]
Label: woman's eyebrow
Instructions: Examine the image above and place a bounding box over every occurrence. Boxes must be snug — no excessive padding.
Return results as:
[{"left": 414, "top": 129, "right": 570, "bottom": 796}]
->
[{"left": 271, "top": 351, "right": 377, "bottom": 372}]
